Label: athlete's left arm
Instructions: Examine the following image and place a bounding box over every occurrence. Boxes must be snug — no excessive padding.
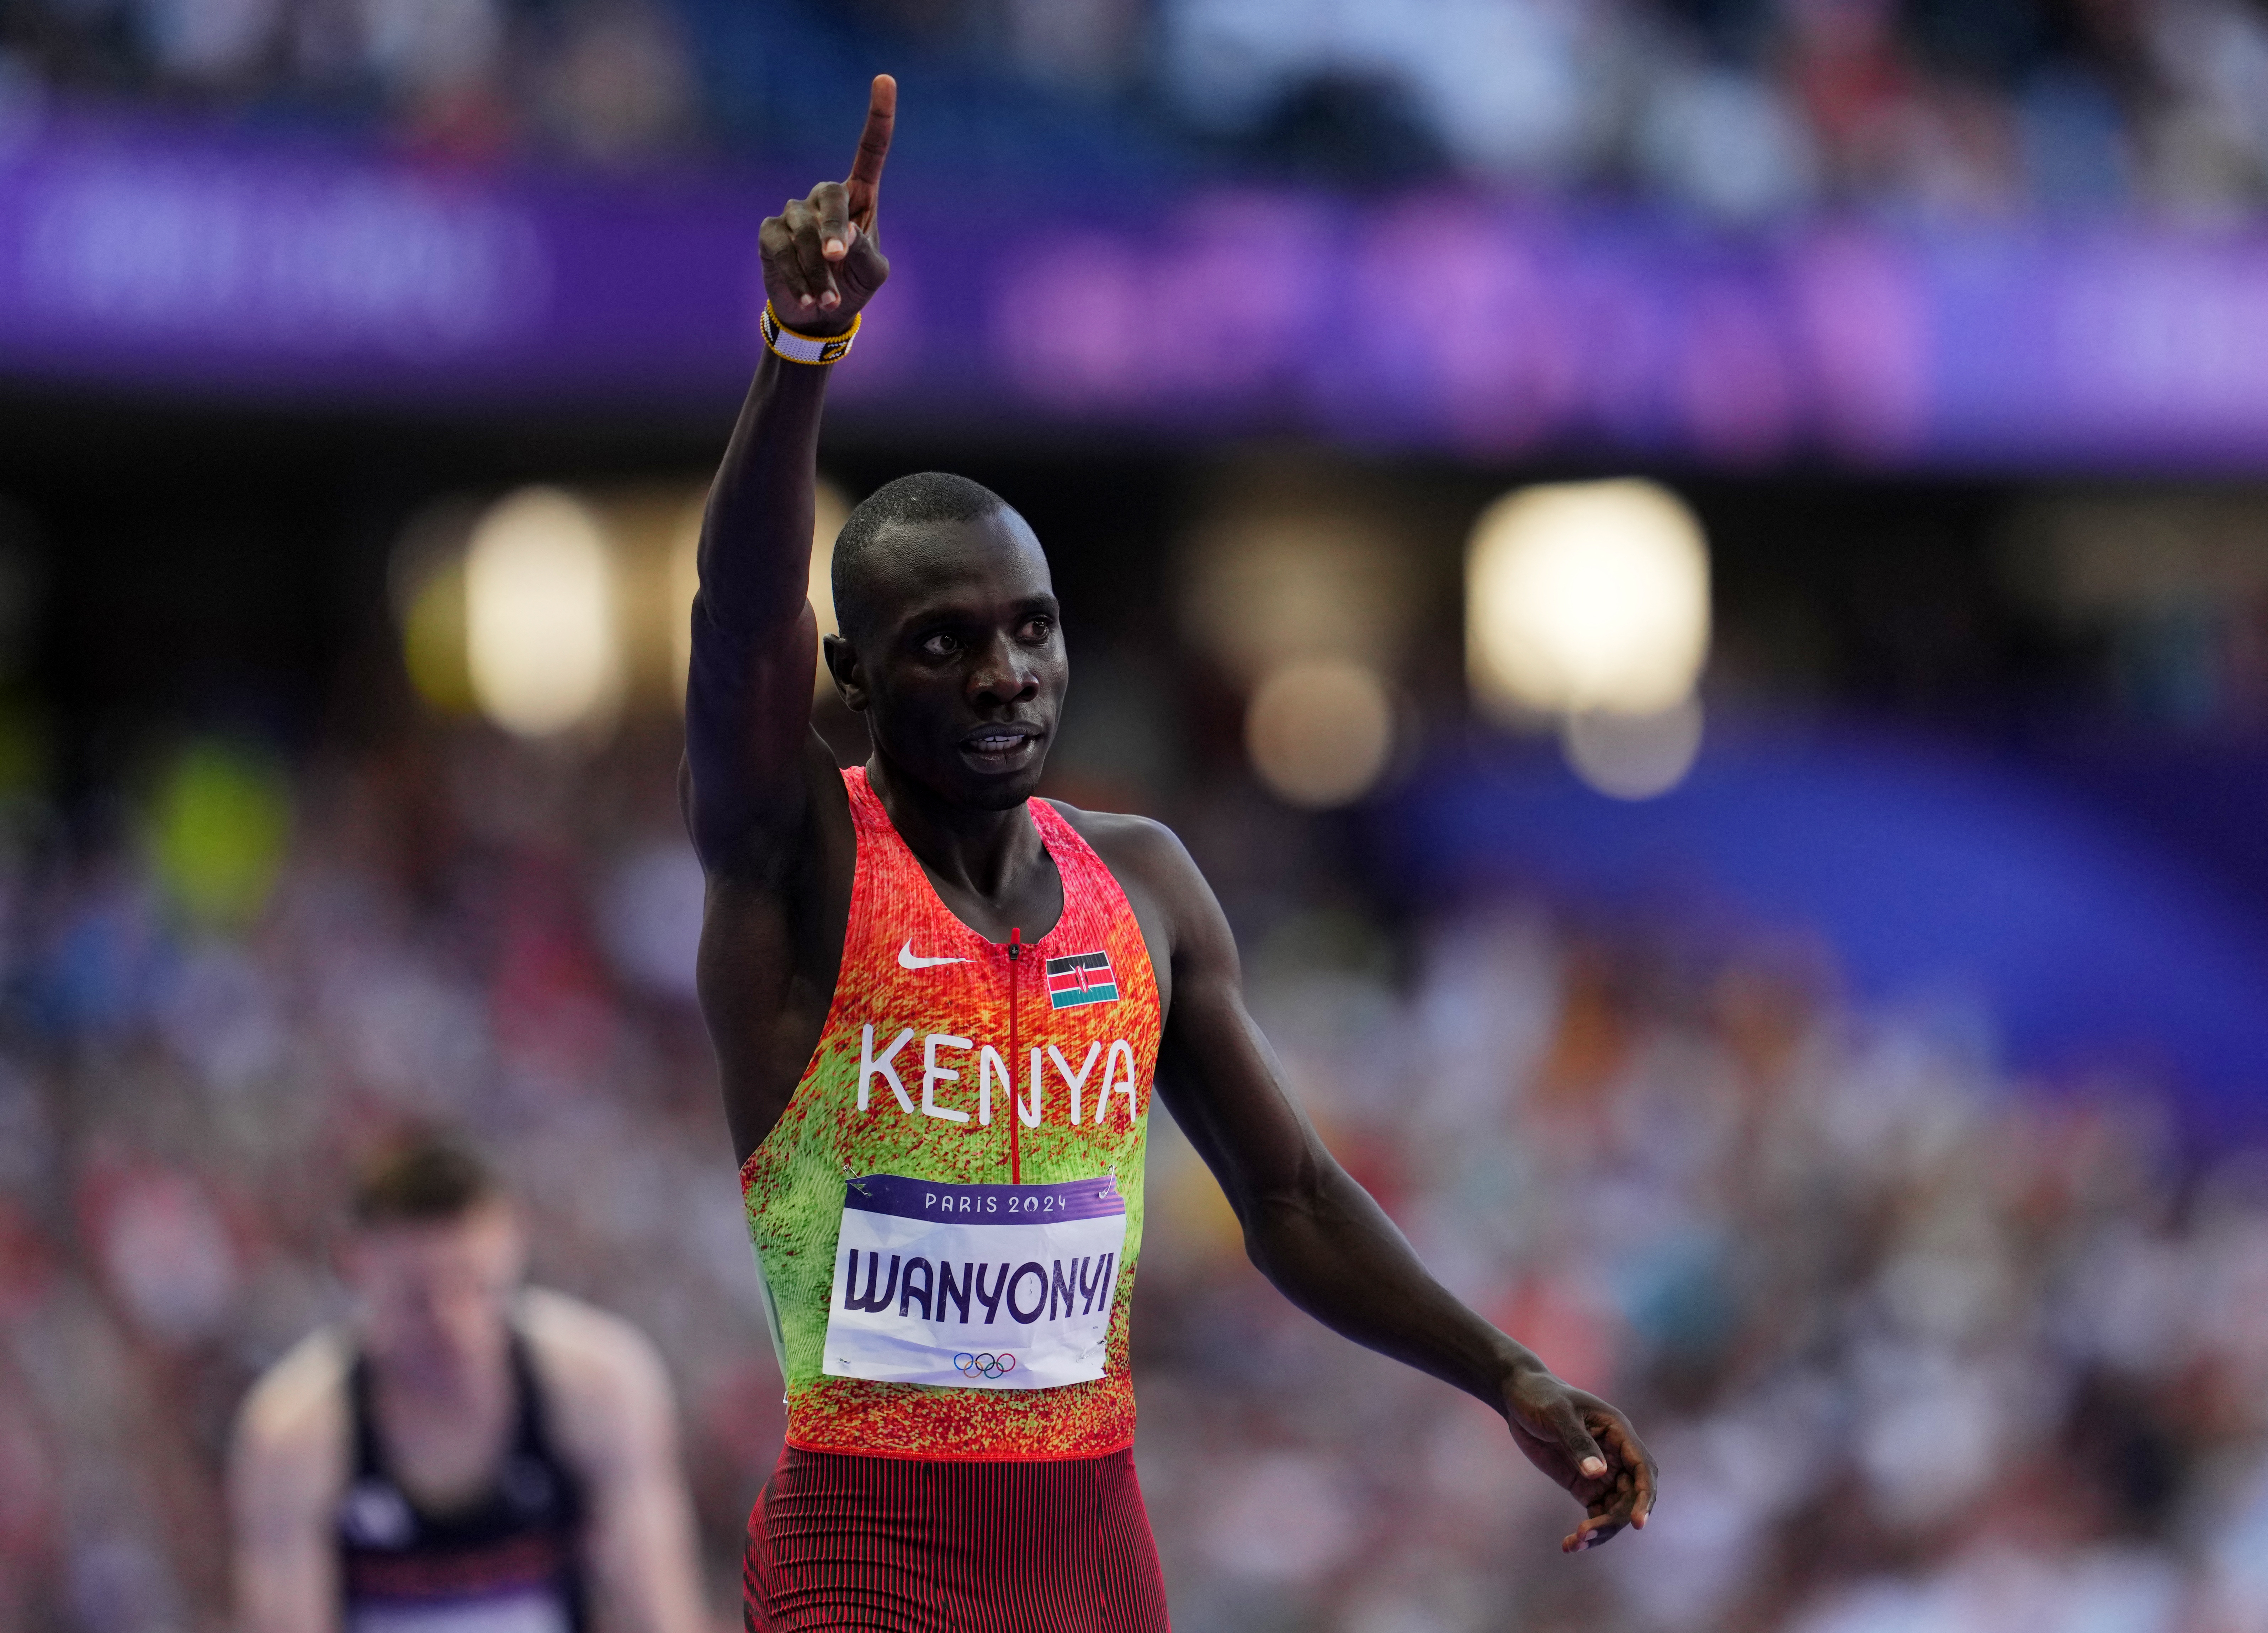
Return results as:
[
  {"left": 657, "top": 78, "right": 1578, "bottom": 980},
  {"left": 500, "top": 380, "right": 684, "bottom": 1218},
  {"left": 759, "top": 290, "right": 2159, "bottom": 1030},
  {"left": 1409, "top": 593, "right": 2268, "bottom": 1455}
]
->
[
  {"left": 1124, "top": 822, "right": 1658, "bottom": 1552},
  {"left": 521, "top": 1292, "right": 711, "bottom": 1633}
]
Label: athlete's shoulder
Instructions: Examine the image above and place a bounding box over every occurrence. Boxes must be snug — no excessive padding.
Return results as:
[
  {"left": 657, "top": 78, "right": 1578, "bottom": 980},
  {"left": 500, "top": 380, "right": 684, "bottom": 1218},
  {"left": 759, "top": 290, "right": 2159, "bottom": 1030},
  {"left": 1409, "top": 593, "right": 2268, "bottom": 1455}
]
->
[
  {"left": 1042, "top": 802, "right": 1223, "bottom": 983},
  {"left": 518, "top": 1287, "right": 675, "bottom": 1431},
  {"left": 1042, "top": 801, "right": 1199, "bottom": 886},
  {"left": 520, "top": 1286, "right": 670, "bottom": 1385},
  {"left": 232, "top": 1326, "right": 352, "bottom": 1497},
  {"left": 1045, "top": 800, "right": 1242, "bottom": 991}
]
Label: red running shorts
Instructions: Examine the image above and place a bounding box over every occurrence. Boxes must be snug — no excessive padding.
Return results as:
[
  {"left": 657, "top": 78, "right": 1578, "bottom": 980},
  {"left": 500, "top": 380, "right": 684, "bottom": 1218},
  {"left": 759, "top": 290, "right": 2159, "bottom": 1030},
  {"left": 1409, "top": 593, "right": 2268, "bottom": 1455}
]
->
[{"left": 743, "top": 1444, "right": 1170, "bottom": 1632}]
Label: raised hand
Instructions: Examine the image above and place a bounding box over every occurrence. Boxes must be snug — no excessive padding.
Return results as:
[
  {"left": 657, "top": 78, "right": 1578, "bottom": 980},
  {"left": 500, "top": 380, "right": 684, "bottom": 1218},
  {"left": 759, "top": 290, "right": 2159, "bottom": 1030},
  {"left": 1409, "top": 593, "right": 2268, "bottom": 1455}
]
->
[
  {"left": 759, "top": 75, "right": 895, "bottom": 336},
  {"left": 1502, "top": 1367, "right": 1659, "bottom": 1552}
]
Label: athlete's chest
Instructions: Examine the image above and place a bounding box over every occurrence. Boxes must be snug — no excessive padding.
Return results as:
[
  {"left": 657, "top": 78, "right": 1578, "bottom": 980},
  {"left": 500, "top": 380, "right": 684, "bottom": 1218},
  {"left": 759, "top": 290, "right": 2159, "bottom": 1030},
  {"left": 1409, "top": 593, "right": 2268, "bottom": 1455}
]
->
[
  {"left": 372, "top": 1390, "right": 516, "bottom": 1512},
  {"left": 828, "top": 903, "right": 1150, "bottom": 1133},
  {"left": 895, "top": 817, "right": 1173, "bottom": 1023},
  {"left": 798, "top": 777, "right": 1162, "bottom": 1155},
  {"left": 912, "top": 843, "right": 1065, "bottom": 949}
]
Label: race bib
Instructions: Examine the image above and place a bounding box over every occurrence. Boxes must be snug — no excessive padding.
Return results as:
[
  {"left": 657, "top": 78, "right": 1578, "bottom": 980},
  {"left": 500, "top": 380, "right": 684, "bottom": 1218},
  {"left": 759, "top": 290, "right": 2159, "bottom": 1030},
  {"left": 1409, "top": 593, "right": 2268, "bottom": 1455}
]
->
[{"left": 822, "top": 1174, "right": 1127, "bottom": 1390}]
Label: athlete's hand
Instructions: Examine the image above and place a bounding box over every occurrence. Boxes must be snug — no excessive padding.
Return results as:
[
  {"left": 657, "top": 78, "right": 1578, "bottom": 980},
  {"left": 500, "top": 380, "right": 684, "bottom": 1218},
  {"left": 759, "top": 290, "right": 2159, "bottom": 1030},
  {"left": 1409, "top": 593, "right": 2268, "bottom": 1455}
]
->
[
  {"left": 759, "top": 74, "right": 894, "bottom": 338},
  {"left": 1502, "top": 1366, "right": 1657, "bottom": 1552}
]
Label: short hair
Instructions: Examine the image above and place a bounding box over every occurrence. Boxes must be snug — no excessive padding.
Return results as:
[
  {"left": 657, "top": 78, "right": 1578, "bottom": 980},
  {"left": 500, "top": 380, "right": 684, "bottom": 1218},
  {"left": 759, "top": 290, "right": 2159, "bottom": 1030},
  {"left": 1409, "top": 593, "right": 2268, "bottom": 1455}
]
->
[
  {"left": 351, "top": 1131, "right": 500, "bottom": 1226},
  {"left": 830, "top": 471, "right": 1010, "bottom": 644}
]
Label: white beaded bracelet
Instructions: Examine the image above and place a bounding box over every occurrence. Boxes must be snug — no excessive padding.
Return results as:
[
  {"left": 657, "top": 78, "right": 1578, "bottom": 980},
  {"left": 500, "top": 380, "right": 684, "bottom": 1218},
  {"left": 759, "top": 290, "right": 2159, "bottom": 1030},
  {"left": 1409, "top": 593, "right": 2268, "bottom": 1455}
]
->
[{"left": 762, "top": 302, "right": 860, "bottom": 365}]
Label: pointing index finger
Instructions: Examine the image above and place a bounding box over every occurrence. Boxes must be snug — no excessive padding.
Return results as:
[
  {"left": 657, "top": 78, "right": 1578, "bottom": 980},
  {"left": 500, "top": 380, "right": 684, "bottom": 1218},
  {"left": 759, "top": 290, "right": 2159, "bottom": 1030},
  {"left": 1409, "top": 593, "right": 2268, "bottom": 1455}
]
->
[{"left": 845, "top": 74, "right": 896, "bottom": 229}]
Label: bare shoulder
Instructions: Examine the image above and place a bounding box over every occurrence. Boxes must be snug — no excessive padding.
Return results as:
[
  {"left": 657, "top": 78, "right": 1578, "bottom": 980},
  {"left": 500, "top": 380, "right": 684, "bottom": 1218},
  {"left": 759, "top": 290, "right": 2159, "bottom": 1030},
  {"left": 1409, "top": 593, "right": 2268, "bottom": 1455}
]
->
[
  {"left": 1043, "top": 802, "right": 1225, "bottom": 1004},
  {"left": 233, "top": 1326, "right": 352, "bottom": 1498},
  {"left": 1044, "top": 802, "right": 1203, "bottom": 896},
  {"left": 519, "top": 1287, "right": 672, "bottom": 1395},
  {"left": 517, "top": 1288, "right": 675, "bottom": 1444}
]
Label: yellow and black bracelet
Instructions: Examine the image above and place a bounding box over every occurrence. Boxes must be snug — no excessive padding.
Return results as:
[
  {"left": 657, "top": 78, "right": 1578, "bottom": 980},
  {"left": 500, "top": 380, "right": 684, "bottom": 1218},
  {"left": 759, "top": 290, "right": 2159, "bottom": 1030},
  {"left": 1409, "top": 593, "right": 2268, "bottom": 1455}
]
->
[{"left": 762, "top": 301, "right": 860, "bottom": 364}]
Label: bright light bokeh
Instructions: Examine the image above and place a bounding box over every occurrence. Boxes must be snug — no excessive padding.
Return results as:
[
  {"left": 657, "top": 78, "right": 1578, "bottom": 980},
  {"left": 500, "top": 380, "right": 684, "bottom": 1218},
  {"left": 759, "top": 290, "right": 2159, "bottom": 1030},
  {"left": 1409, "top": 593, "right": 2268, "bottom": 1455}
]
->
[
  {"left": 1561, "top": 697, "right": 1705, "bottom": 799},
  {"left": 1467, "top": 479, "right": 1710, "bottom": 719},
  {"left": 1179, "top": 510, "right": 1413, "bottom": 685},
  {"left": 465, "top": 487, "right": 622, "bottom": 737},
  {"left": 145, "top": 739, "right": 293, "bottom": 925},
  {"left": 1245, "top": 658, "right": 1395, "bottom": 808}
]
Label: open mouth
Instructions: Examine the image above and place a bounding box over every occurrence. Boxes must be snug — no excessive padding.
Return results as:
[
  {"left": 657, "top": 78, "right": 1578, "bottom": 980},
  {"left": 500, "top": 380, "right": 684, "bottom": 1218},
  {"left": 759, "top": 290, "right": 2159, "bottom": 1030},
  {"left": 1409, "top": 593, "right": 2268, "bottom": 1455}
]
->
[{"left": 960, "top": 724, "right": 1042, "bottom": 768}]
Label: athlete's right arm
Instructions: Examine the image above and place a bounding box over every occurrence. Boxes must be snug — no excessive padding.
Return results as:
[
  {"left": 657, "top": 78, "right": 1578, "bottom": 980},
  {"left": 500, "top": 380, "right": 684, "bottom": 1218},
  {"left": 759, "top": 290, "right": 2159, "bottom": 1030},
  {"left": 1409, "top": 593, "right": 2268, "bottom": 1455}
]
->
[
  {"left": 229, "top": 1333, "right": 351, "bottom": 1633},
  {"left": 518, "top": 1291, "right": 708, "bottom": 1633},
  {"left": 682, "top": 75, "right": 894, "bottom": 877}
]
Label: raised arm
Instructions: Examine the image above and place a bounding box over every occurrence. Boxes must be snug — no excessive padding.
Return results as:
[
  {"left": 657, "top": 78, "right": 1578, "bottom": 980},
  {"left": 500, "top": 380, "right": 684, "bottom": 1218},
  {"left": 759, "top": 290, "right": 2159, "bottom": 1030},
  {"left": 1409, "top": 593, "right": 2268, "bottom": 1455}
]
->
[
  {"left": 684, "top": 75, "right": 894, "bottom": 875},
  {"left": 1138, "top": 828, "right": 1658, "bottom": 1553}
]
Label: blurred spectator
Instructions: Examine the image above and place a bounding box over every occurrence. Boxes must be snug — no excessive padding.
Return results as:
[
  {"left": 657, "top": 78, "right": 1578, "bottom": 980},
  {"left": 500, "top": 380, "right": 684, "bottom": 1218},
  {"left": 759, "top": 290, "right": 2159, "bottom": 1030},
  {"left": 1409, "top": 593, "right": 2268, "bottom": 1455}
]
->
[
  {"left": 229, "top": 1130, "right": 707, "bottom": 1633},
  {"left": 8, "top": 0, "right": 2268, "bottom": 216},
  {"left": 529, "top": 0, "right": 693, "bottom": 165},
  {"left": 0, "top": 710, "right": 2264, "bottom": 1632}
]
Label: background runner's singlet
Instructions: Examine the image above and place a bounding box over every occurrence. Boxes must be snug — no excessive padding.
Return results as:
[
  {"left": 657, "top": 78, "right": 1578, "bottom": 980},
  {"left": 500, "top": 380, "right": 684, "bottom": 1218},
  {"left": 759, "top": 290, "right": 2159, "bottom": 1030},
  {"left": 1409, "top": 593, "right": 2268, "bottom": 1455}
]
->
[
  {"left": 739, "top": 767, "right": 1163, "bottom": 1460},
  {"left": 335, "top": 1330, "right": 587, "bottom": 1633}
]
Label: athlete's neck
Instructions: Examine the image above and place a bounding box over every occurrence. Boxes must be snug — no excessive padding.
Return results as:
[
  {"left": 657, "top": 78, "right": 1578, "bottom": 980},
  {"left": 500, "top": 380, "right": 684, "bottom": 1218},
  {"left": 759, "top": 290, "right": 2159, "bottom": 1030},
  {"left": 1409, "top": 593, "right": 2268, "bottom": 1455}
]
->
[
  {"left": 368, "top": 1327, "right": 511, "bottom": 1416},
  {"left": 365, "top": 1329, "right": 515, "bottom": 1506},
  {"left": 864, "top": 755, "right": 1062, "bottom": 937}
]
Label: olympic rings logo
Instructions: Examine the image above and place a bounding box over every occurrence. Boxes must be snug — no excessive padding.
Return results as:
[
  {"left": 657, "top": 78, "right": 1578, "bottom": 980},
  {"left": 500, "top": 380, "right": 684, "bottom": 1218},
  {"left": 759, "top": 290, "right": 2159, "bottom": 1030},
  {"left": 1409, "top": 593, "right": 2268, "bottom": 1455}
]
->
[{"left": 953, "top": 1352, "right": 1016, "bottom": 1380}]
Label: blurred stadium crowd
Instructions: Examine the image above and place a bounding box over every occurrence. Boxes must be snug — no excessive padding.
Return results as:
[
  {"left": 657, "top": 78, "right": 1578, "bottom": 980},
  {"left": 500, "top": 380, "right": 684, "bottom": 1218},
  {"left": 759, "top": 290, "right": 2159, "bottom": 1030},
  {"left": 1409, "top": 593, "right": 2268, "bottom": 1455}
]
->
[
  {"left": 2, "top": 713, "right": 2266, "bottom": 1633},
  {"left": 7, "top": 0, "right": 2268, "bottom": 216},
  {"left": 4, "top": 0, "right": 2267, "bottom": 1620}
]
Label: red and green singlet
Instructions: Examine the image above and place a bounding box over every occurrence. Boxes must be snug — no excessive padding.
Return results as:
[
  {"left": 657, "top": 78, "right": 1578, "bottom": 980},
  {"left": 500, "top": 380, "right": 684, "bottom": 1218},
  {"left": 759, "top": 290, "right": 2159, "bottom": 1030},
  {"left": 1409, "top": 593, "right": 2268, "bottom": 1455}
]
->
[{"left": 738, "top": 768, "right": 1162, "bottom": 1460}]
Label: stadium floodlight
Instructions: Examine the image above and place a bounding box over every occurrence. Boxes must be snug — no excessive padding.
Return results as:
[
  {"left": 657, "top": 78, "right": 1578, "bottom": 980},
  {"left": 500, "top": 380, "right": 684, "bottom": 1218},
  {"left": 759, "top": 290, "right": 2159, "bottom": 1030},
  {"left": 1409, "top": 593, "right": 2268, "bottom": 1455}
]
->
[
  {"left": 1245, "top": 658, "right": 1396, "bottom": 809},
  {"left": 465, "top": 487, "right": 623, "bottom": 738},
  {"left": 1466, "top": 479, "right": 1710, "bottom": 721}
]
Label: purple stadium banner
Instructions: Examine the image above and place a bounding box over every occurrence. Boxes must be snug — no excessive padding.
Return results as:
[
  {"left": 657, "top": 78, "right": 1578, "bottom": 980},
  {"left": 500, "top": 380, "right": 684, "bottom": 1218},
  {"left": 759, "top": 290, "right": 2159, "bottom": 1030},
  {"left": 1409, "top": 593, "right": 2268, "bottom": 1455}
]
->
[{"left": 5, "top": 112, "right": 2268, "bottom": 469}]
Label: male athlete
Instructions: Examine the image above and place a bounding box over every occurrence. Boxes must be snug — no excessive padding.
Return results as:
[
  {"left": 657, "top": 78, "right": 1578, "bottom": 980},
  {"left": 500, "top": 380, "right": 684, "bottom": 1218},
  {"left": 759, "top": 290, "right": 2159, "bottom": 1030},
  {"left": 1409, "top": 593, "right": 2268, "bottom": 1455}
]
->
[
  {"left": 230, "top": 1133, "right": 708, "bottom": 1633},
  {"left": 687, "top": 76, "right": 1657, "bottom": 1632}
]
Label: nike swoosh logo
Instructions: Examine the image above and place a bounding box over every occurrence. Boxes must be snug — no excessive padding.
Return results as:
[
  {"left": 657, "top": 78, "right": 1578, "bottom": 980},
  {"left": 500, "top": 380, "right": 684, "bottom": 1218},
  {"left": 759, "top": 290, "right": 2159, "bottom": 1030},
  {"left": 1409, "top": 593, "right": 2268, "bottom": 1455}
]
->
[{"left": 898, "top": 939, "right": 970, "bottom": 970}]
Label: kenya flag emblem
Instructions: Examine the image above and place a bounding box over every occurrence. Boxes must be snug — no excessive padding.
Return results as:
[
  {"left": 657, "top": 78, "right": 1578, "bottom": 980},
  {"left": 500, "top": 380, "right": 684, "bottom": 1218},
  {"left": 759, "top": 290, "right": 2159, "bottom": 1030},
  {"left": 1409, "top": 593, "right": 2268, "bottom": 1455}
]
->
[{"left": 1045, "top": 950, "right": 1118, "bottom": 1010}]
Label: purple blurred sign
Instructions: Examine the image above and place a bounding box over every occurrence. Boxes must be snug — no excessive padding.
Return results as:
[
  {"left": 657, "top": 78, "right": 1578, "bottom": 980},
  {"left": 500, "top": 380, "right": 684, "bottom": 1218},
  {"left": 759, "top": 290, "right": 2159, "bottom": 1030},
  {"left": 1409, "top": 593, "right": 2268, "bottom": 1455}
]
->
[
  {"left": 0, "top": 116, "right": 769, "bottom": 404},
  {"left": 6, "top": 112, "right": 2268, "bottom": 469}
]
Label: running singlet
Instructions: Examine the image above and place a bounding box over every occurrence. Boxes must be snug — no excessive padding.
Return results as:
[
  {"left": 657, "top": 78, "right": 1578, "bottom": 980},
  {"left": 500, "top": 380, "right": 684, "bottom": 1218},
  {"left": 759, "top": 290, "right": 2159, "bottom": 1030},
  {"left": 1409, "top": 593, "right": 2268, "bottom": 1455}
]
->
[
  {"left": 335, "top": 1332, "right": 587, "bottom": 1633},
  {"left": 739, "top": 767, "right": 1163, "bottom": 1460}
]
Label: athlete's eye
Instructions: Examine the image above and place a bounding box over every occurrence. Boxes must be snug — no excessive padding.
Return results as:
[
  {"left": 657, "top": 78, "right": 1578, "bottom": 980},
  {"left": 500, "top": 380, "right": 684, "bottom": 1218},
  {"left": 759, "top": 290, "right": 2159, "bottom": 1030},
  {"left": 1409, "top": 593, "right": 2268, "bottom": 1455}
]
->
[
  {"left": 1019, "top": 616, "right": 1054, "bottom": 642},
  {"left": 920, "top": 632, "right": 961, "bottom": 657}
]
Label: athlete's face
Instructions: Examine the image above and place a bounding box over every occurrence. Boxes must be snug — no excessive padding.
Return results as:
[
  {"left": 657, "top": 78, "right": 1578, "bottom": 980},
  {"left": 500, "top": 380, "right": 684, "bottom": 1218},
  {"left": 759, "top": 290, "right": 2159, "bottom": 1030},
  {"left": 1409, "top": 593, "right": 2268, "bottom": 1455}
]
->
[
  {"left": 344, "top": 1201, "right": 525, "bottom": 1387},
  {"left": 827, "top": 511, "right": 1066, "bottom": 811}
]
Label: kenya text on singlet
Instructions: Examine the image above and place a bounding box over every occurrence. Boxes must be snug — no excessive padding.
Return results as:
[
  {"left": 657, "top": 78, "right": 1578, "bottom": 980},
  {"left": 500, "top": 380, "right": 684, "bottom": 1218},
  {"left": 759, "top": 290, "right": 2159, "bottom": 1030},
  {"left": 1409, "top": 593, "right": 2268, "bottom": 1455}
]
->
[{"left": 738, "top": 768, "right": 1162, "bottom": 1460}]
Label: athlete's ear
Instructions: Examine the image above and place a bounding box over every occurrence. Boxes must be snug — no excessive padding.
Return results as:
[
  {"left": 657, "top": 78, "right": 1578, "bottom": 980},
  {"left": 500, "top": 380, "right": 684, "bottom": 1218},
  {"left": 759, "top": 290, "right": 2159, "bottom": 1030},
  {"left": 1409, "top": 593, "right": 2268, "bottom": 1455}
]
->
[{"left": 822, "top": 632, "right": 869, "bottom": 712}]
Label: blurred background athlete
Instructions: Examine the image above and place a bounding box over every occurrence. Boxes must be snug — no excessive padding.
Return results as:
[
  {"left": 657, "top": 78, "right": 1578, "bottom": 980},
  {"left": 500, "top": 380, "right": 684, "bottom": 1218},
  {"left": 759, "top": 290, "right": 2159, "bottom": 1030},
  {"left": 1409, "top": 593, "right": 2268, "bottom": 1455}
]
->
[
  {"left": 687, "top": 77, "right": 1657, "bottom": 1632},
  {"left": 229, "top": 1133, "right": 709, "bottom": 1633}
]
